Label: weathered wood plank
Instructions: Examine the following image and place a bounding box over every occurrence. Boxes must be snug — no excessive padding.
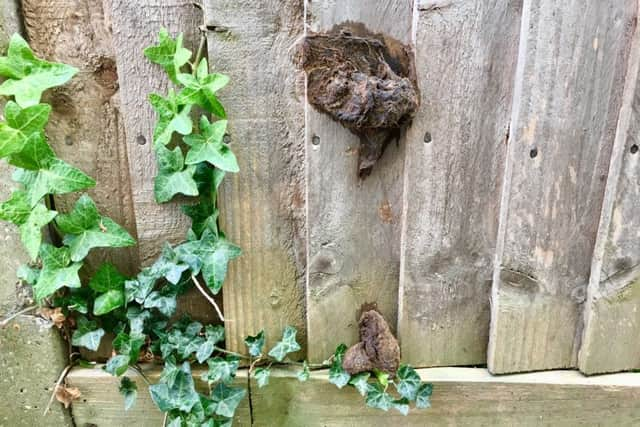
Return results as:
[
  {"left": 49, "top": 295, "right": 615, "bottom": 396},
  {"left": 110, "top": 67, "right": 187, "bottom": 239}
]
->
[
  {"left": 580, "top": 20, "right": 640, "bottom": 375},
  {"left": 398, "top": 0, "right": 521, "bottom": 367},
  {"left": 305, "top": 0, "right": 413, "bottom": 363},
  {"left": 204, "top": 1, "right": 307, "bottom": 355},
  {"left": 489, "top": 0, "right": 637, "bottom": 373},
  {"left": 110, "top": 0, "right": 200, "bottom": 266},
  {"left": 21, "top": 0, "right": 138, "bottom": 276},
  {"left": 69, "top": 366, "right": 640, "bottom": 426}
]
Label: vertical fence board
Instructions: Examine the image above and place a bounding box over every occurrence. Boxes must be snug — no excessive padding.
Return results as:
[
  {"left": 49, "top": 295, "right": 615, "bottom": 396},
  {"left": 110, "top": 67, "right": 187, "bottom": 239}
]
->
[
  {"left": 489, "top": 0, "right": 637, "bottom": 374},
  {"left": 580, "top": 22, "right": 640, "bottom": 375},
  {"left": 204, "top": 0, "right": 307, "bottom": 355},
  {"left": 21, "top": 0, "right": 138, "bottom": 275},
  {"left": 305, "top": 0, "right": 414, "bottom": 362},
  {"left": 398, "top": 0, "right": 521, "bottom": 367},
  {"left": 110, "top": 0, "right": 200, "bottom": 266}
]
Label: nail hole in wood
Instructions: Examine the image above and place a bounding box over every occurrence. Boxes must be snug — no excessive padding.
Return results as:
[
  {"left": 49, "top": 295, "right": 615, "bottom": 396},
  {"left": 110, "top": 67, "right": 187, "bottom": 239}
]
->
[
  {"left": 64, "top": 135, "right": 73, "bottom": 146},
  {"left": 312, "top": 134, "right": 320, "bottom": 146},
  {"left": 530, "top": 147, "right": 538, "bottom": 158},
  {"left": 223, "top": 134, "right": 232, "bottom": 144},
  {"left": 424, "top": 131, "right": 432, "bottom": 144},
  {"left": 630, "top": 144, "right": 638, "bottom": 154},
  {"left": 136, "top": 135, "right": 147, "bottom": 145}
]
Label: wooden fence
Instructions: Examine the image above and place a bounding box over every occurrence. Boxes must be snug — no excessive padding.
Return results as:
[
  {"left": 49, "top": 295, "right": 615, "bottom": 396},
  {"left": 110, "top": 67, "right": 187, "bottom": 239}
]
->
[{"left": 19, "top": 0, "right": 640, "bottom": 378}]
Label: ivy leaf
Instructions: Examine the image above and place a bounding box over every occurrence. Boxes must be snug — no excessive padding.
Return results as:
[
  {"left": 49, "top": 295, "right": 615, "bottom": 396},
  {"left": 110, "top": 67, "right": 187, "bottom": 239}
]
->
[
  {"left": 329, "top": 344, "right": 350, "bottom": 389},
  {"left": 254, "top": 368, "right": 270, "bottom": 388},
  {"left": 394, "top": 364, "right": 421, "bottom": 401},
  {"left": 71, "top": 316, "right": 105, "bottom": 351},
  {"left": 55, "top": 194, "right": 136, "bottom": 262},
  {"left": 143, "top": 29, "right": 191, "bottom": 84},
  {"left": 349, "top": 372, "right": 370, "bottom": 396},
  {"left": 149, "top": 244, "right": 190, "bottom": 285},
  {"left": 392, "top": 398, "right": 410, "bottom": 416},
  {"left": 126, "top": 306, "right": 153, "bottom": 336},
  {"left": 210, "top": 383, "right": 246, "bottom": 418},
  {"left": 33, "top": 244, "right": 82, "bottom": 301},
  {"left": 365, "top": 382, "right": 393, "bottom": 412},
  {"left": 0, "top": 34, "right": 78, "bottom": 107},
  {"left": 0, "top": 190, "right": 57, "bottom": 259},
  {"left": 8, "top": 132, "right": 55, "bottom": 170},
  {"left": 17, "top": 264, "right": 40, "bottom": 285},
  {"left": 150, "top": 362, "right": 200, "bottom": 413},
  {"left": 113, "top": 332, "right": 145, "bottom": 364},
  {"left": 154, "top": 144, "right": 198, "bottom": 203},
  {"left": 93, "top": 290, "right": 125, "bottom": 316},
  {"left": 244, "top": 330, "right": 265, "bottom": 357},
  {"left": 267, "top": 326, "right": 301, "bottom": 362},
  {"left": 143, "top": 287, "right": 178, "bottom": 317},
  {"left": 195, "top": 325, "right": 225, "bottom": 363},
  {"left": 13, "top": 158, "right": 95, "bottom": 206},
  {"left": 184, "top": 117, "right": 238, "bottom": 172},
  {"left": 373, "top": 368, "right": 390, "bottom": 388},
  {"left": 149, "top": 90, "right": 193, "bottom": 147},
  {"left": 90, "top": 264, "right": 127, "bottom": 315},
  {"left": 202, "top": 357, "right": 240, "bottom": 384},
  {"left": 124, "top": 268, "right": 158, "bottom": 305},
  {"left": 176, "top": 60, "right": 228, "bottom": 117},
  {"left": 0, "top": 102, "right": 51, "bottom": 158},
  {"left": 119, "top": 377, "right": 138, "bottom": 411},
  {"left": 415, "top": 383, "right": 433, "bottom": 409},
  {"left": 175, "top": 229, "right": 241, "bottom": 294},
  {"left": 297, "top": 360, "right": 310, "bottom": 382}
]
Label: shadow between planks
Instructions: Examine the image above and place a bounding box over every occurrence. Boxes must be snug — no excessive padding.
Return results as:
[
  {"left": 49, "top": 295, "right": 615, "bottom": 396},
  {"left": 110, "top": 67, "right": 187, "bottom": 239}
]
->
[{"left": 68, "top": 366, "right": 640, "bottom": 426}]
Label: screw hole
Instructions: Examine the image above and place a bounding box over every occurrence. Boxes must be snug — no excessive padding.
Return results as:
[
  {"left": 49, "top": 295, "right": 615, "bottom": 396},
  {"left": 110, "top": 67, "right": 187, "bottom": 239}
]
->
[
  {"left": 223, "top": 134, "right": 232, "bottom": 145},
  {"left": 630, "top": 144, "right": 638, "bottom": 154},
  {"left": 530, "top": 148, "right": 538, "bottom": 158},
  {"left": 64, "top": 135, "right": 73, "bottom": 146},
  {"left": 424, "top": 131, "right": 432, "bottom": 144},
  {"left": 136, "top": 135, "right": 147, "bottom": 145},
  {"left": 312, "top": 134, "right": 320, "bottom": 146}
]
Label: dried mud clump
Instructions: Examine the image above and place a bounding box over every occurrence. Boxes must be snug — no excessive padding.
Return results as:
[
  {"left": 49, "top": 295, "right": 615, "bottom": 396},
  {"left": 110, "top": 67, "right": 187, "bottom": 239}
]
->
[
  {"left": 342, "top": 310, "right": 400, "bottom": 376},
  {"left": 299, "top": 23, "right": 419, "bottom": 177}
]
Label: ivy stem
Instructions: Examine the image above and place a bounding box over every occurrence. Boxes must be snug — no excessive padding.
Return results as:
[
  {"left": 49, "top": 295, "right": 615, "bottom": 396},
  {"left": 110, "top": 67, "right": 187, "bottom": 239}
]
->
[
  {"left": 129, "top": 365, "right": 151, "bottom": 386},
  {"left": 191, "top": 275, "right": 225, "bottom": 322},
  {"left": 0, "top": 305, "right": 37, "bottom": 328},
  {"left": 213, "top": 346, "right": 251, "bottom": 360},
  {"left": 162, "top": 412, "right": 168, "bottom": 427},
  {"left": 43, "top": 363, "right": 75, "bottom": 415},
  {"left": 193, "top": 33, "right": 207, "bottom": 75}
]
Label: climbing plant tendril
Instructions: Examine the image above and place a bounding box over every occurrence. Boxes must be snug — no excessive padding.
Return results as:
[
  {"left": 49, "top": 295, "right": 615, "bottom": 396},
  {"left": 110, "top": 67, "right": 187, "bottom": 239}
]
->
[{"left": 0, "top": 31, "right": 432, "bottom": 426}]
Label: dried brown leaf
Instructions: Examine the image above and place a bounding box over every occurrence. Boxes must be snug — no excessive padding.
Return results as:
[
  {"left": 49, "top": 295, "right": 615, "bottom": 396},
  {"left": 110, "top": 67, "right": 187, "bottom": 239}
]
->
[{"left": 54, "top": 384, "right": 81, "bottom": 408}]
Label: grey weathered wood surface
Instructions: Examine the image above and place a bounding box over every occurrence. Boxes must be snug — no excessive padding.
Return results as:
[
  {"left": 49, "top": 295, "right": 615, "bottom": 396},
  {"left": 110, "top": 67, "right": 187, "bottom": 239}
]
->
[
  {"left": 488, "top": 0, "right": 637, "bottom": 374},
  {"left": 204, "top": 0, "right": 307, "bottom": 356},
  {"left": 579, "top": 22, "right": 640, "bottom": 375},
  {"left": 69, "top": 366, "right": 640, "bottom": 426},
  {"left": 398, "top": 0, "right": 521, "bottom": 367},
  {"left": 305, "top": 0, "right": 413, "bottom": 363},
  {"left": 110, "top": 0, "right": 200, "bottom": 267},
  {"left": 20, "top": 0, "right": 139, "bottom": 276}
]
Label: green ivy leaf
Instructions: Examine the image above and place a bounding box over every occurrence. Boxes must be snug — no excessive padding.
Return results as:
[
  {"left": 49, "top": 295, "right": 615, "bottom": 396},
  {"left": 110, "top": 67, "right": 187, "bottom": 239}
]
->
[
  {"left": 119, "top": 377, "right": 138, "bottom": 411},
  {"left": 202, "top": 356, "right": 240, "bottom": 384},
  {"left": 0, "top": 101, "right": 51, "bottom": 158},
  {"left": 13, "top": 158, "right": 95, "bottom": 206},
  {"left": 149, "top": 244, "right": 190, "bottom": 285},
  {"left": 176, "top": 60, "right": 228, "bottom": 117},
  {"left": 0, "top": 34, "right": 78, "bottom": 107},
  {"left": 94, "top": 289, "right": 125, "bottom": 316},
  {"left": 150, "top": 362, "right": 200, "bottom": 413},
  {"left": 154, "top": 144, "right": 198, "bottom": 203},
  {"left": 175, "top": 229, "right": 241, "bottom": 294},
  {"left": 365, "top": 382, "right": 393, "bottom": 412},
  {"left": 124, "top": 268, "right": 158, "bottom": 305},
  {"left": 349, "top": 372, "right": 370, "bottom": 396},
  {"left": 144, "top": 287, "right": 178, "bottom": 317},
  {"left": 104, "top": 355, "right": 129, "bottom": 376},
  {"left": 55, "top": 194, "right": 136, "bottom": 262},
  {"left": 71, "top": 316, "right": 105, "bottom": 351},
  {"left": 33, "top": 244, "right": 82, "bottom": 301},
  {"left": 244, "top": 330, "right": 265, "bottom": 357},
  {"left": 394, "top": 364, "right": 421, "bottom": 401},
  {"left": 415, "top": 383, "right": 433, "bottom": 409},
  {"left": 90, "top": 264, "right": 127, "bottom": 315},
  {"left": 126, "top": 306, "right": 153, "bottom": 336},
  {"left": 329, "top": 344, "right": 350, "bottom": 389},
  {"left": 267, "top": 326, "right": 301, "bottom": 362},
  {"left": 143, "top": 29, "right": 192, "bottom": 84},
  {"left": 8, "top": 132, "right": 56, "bottom": 170},
  {"left": 392, "top": 398, "right": 410, "bottom": 416},
  {"left": 373, "top": 368, "right": 390, "bottom": 388},
  {"left": 184, "top": 117, "right": 238, "bottom": 172},
  {"left": 297, "top": 360, "right": 310, "bottom": 382},
  {"left": 113, "top": 332, "right": 145, "bottom": 364},
  {"left": 17, "top": 264, "right": 40, "bottom": 285},
  {"left": 254, "top": 367, "right": 270, "bottom": 388},
  {"left": 209, "top": 383, "right": 246, "bottom": 418},
  {"left": 149, "top": 90, "right": 193, "bottom": 147}
]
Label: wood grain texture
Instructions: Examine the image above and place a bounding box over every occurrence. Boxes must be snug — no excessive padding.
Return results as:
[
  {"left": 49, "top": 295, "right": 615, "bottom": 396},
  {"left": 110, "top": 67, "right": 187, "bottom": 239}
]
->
[
  {"left": 204, "top": 0, "right": 307, "bottom": 355},
  {"left": 305, "top": 0, "right": 413, "bottom": 363},
  {"left": 110, "top": 0, "right": 200, "bottom": 267},
  {"left": 489, "top": 0, "right": 637, "bottom": 374},
  {"left": 398, "top": 0, "right": 521, "bottom": 367},
  {"left": 21, "top": 0, "right": 138, "bottom": 276},
  {"left": 68, "top": 366, "right": 640, "bottom": 427},
  {"left": 580, "top": 18, "right": 640, "bottom": 375}
]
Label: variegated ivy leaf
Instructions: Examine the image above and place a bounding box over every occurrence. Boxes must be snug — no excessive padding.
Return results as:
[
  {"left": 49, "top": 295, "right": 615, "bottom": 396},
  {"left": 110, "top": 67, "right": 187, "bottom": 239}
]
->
[
  {"left": 33, "top": 244, "right": 82, "bottom": 301},
  {"left": 143, "top": 29, "right": 192, "bottom": 84},
  {"left": 150, "top": 361, "right": 200, "bottom": 413},
  {"left": 55, "top": 194, "right": 136, "bottom": 262},
  {"left": 176, "top": 58, "right": 228, "bottom": 117},
  {"left": 184, "top": 117, "right": 238, "bottom": 172},
  {"left": 13, "top": 158, "right": 95, "bottom": 206},
  {"left": 71, "top": 315, "right": 105, "bottom": 352},
  {"left": 349, "top": 372, "right": 370, "bottom": 396},
  {"left": 268, "top": 326, "right": 301, "bottom": 362},
  {"left": 394, "top": 364, "right": 422, "bottom": 401},
  {"left": 153, "top": 144, "right": 199, "bottom": 203},
  {"left": 202, "top": 356, "right": 240, "bottom": 384},
  {"left": 365, "top": 382, "right": 393, "bottom": 412},
  {"left": 297, "top": 360, "right": 310, "bottom": 382},
  {"left": 149, "top": 89, "right": 193, "bottom": 147},
  {"left": 0, "top": 101, "right": 51, "bottom": 159},
  {"left": 209, "top": 383, "right": 246, "bottom": 418},
  {"left": 254, "top": 367, "right": 270, "bottom": 388},
  {"left": 244, "top": 330, "right": 265, "bottom": 357},
  {"left": 0, "top": 34, "right": 78, "bottom": 107},
  {"left": 119, "top": 377, "right": 138, "bottom": 411},
  {"left": 328, "top": 343, "right": 350, "bottom": 389},
  {"left": 415, "top": 383, "right": 433, "bottom": 409}
]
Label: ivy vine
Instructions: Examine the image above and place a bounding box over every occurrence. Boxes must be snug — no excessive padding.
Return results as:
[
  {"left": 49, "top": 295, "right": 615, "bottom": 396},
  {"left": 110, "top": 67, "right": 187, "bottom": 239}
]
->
[{"left": 0, "top": 31, "right": 432, "bottom": 426}]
